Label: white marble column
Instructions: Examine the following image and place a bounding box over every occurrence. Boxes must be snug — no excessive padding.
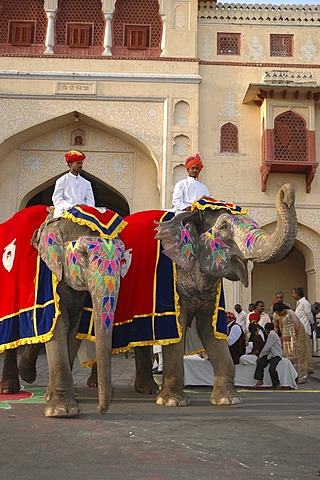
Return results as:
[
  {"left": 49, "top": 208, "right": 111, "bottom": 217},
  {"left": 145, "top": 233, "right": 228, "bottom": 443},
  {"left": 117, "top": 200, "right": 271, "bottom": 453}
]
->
[
  {"left": 44, "top": 11, "right": 56, "bottom": 55},
  {"left": 102, "top": 12, "right": 113, "bottom": 56},
  {"left": 160, "top": 13, "right": 166, "bottom": 57}
]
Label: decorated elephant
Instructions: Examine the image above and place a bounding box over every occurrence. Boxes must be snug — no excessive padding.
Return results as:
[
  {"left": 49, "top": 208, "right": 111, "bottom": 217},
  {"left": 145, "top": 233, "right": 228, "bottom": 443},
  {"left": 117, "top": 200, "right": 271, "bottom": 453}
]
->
[
  {"left": 134, "top": 183, "right": 297, "bottom": 406},
  {"left": 0, "top": 205, "right": 126, "bottom": 417}
]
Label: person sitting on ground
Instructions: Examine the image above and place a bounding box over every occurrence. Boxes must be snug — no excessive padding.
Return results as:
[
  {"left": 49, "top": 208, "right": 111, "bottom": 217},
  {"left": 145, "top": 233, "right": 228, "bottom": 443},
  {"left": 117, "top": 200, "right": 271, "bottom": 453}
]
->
[
  {"left": 254, "top": 323, "right": 282, "bottom": 389},
  {"left": 239, "top": 323, "right": 265, "bottom": 365},
  {"left": 172, "top": 153, "right": 210, "bottom": 215},
  {"left": 52, "top": 150, "right": 95, "bottom": 218},
  {"left": 226, "top": 311, "right": 246, "bottom": 365},
  {"left": 248, "top": 323, "right": 265, "bottom": 356}
]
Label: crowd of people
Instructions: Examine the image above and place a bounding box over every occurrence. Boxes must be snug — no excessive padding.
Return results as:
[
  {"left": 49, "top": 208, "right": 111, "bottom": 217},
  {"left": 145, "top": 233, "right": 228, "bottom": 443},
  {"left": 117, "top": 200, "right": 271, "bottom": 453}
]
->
[{"left": 229, "top": 289, "right": 318, "bottom": 387}]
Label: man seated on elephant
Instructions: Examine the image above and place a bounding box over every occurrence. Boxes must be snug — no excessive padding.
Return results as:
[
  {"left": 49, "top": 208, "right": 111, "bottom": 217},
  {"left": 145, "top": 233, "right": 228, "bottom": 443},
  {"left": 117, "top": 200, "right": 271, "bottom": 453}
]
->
[
  {"left": 172, "top": 153, "right": 210, "bottom": 215},
  {"left": 52, "top": 150, "right": 95, "bottom": 218}
]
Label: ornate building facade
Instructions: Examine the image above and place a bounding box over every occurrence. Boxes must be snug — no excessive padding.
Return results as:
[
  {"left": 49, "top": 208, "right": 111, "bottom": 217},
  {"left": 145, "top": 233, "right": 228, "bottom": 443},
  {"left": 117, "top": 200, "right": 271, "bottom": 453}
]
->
[{"left": 0, "top": 0, "right": 319, "bottom": 309}]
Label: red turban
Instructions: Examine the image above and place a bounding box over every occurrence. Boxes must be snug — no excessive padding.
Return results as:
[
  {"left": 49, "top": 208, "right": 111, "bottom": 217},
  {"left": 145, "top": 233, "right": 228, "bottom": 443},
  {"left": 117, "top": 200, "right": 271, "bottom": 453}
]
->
[
  {"left": 249, "top": 313, "right": 260, "bottom": 322},
  {"left": 65, "top": 150, "right": 86, "bottom": 163},
  {"left": 185, "top": 153, "right": 204, "bottom": 172}
]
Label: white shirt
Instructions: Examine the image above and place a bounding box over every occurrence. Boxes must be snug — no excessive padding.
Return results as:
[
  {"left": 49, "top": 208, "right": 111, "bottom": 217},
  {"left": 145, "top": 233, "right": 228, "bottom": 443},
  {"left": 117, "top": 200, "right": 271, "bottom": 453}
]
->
[
  {"left": 228, "top": 320, "right": 243, "bottom": 346},
  {"left": 295, "top": 297, "right": 313, "bottom": 336},
  {"left": 236, "top": 310, "right": 247, "bottom": 332},
  {"left": 259, "top": 330, "right": 282, "bottom": 360},
  {"left": 52, "top": 172, "right": 95, "bottom": 218},
  {"left": 173, "top": 176, "right": 210, "bottom": 214},
  {"left": 258, "top": 312, "right": 270, "bottom": 329}
]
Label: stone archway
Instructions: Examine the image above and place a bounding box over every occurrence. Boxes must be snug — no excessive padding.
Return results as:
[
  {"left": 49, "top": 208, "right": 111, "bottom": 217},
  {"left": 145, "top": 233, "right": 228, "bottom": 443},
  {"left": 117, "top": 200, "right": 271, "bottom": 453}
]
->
[
  {"left": 251, "top": 246, "right": 306, "bottom": 310},
  {"left": 0, "top": 110, "right": 160, "bottom": 221}
]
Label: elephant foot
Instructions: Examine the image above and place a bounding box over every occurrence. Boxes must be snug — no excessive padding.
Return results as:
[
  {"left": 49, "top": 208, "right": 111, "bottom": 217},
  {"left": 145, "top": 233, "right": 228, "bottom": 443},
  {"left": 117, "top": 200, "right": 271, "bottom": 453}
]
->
[
  {"left": 0, "top": 379, "right": 21, "bottom": 394},
  {"left": 156, "top": 390, "right": 190, "bottom": 407},
  {"left": 87, "top": 363, "right": 98, "bottom": 388},
  {"left": 134, "top": 377, "right": 159, "bottom": 395},
  {"left": 44, "top": 395, "right": 80, "bottom": 418},
  {"left": 18, "top": 344, "right": 42, "bottom": 383},
  {"left": 19, "top": 361, "right": 37, "bottom": 384},
  {"left": 210, "top": 388, "right": 242, "bottom": 406}
]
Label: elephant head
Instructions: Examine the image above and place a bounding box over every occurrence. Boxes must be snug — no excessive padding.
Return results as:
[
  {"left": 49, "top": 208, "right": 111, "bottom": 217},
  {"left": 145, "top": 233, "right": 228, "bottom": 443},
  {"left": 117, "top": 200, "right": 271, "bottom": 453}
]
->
[
  {"left": 155, "top": 184, "right": 297, "bottom": 287},
  {"left": 32, "top": 218, "right": 125, "bottom": 416}
]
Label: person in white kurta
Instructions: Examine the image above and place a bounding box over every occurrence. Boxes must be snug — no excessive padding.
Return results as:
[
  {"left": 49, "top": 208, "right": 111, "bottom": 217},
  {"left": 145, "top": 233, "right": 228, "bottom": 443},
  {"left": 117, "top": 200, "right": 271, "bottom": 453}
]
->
[
  {"left": 172, "top": 153, "right": 210, "bottom": 215},
  {"left": 52, "top": 150, "right": 95, "bottom": 218},
  {"left": 52, "top": 150, "right": 96, "bottom": 368},
  {"left": 173, "top": 153, "right": 211, "bottom": 354}
]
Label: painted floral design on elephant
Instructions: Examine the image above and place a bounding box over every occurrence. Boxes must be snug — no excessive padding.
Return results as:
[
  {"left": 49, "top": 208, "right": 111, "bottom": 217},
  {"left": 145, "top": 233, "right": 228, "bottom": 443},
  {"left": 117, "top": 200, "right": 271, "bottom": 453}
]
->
[
  {"left": 204, "top": 227, "right": 230, "bottom": 268},
  {"left": 232, "top": 215, "right": 270, "bottom": 248},
  {"left": 179, "top": 225, "right": 195, "bottom": 259},
  {"left": 44, "top": 232, "right": 61, "bottom": 265},
  {"left": 87, "top": 238, "right": 124, "bottom": 329}
]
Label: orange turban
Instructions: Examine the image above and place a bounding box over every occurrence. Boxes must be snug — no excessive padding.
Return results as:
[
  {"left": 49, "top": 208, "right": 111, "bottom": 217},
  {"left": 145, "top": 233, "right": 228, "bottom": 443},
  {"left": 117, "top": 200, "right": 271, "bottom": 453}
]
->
[
  {"left": 65, "top": 150, "right": 86, "bottom": 163},
  {"left": 185, "top": 153, "right": 204, "bottom": 172}
]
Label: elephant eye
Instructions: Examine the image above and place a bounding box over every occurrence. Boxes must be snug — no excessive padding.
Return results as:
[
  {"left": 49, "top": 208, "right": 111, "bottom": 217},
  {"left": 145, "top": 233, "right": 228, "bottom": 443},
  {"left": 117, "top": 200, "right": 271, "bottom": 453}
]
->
[{"left": 218, "top": 222, "right": 228, "bottom": 230}]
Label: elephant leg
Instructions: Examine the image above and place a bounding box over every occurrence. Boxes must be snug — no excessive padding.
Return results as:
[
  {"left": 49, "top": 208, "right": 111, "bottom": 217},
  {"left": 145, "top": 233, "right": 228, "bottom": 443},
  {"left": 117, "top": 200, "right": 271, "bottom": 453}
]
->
[
  {"left": 44, "top": 286, "right": 84, "bottom": 418},
  {"left": 0, "top": 349, "right": 20, "bottom": 394},
  {"left": 155, "top": 340, "right": 189, "bottom": 407},
  {"left": 155, "top": 302, "right": 190, "bottom": 407},
  {"left": 19, "top": 344, "right": 43, "bottom": 383},
  {"left": 134, "top": 346, "right": 158, "bottom": 395},
  {"left": 196, "top": 314, "right": 241, "bottom": 405}
]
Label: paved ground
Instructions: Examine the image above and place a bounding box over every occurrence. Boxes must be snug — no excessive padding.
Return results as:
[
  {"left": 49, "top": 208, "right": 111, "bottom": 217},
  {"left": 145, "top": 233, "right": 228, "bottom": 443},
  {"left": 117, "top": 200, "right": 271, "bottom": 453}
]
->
[{"left": 1, "top": 350, "right": 320, "bottom": 480}]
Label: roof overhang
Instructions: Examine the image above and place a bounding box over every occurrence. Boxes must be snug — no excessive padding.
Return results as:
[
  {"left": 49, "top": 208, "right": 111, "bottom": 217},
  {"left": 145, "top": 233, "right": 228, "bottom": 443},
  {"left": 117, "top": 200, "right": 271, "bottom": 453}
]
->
[{"left": 242, "top": 83, "right": 320, "bottom": 105}]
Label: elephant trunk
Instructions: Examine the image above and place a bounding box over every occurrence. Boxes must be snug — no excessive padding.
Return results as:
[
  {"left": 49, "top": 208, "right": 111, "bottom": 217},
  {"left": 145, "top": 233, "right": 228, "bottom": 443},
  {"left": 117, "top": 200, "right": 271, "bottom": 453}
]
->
[
  {"left": 235, "top": 183, "right": 297, "bottom": 263},
  {"left": 94, "top": 317, "right": 112, "bottom": 415}
]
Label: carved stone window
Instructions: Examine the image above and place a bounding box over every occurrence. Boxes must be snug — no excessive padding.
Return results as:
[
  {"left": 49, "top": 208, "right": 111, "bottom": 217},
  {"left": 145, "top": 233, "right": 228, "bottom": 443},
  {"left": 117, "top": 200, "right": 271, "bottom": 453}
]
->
[
  {"left": 67, "top": 24, "right": 93, "bottom": 48},
  {"left": 174, "top": 101, "right": 190, "bottom": 126},
  {"left": 220, "top": 123, "right": 239, "bottom": 153},
  {"left": 124, "top": 25, "right": 150, "bottom": 49},
  {"left": 10, "top": 21, "right": 35, "bottom": 46},
  {"left": 270, "top": 34, "right": 293, "bottom": 57},
  {"left": 274, "top": 112, "right": 307, "bottom": 162},
  {"left": 173, "top": 135, "right": 191, "bottom": 156},
  {"left": 217, "top": 33, "right": 240, "bottom": 55},
  {"left": 260, "top": 109, "right": 317, "bottom": 193}
]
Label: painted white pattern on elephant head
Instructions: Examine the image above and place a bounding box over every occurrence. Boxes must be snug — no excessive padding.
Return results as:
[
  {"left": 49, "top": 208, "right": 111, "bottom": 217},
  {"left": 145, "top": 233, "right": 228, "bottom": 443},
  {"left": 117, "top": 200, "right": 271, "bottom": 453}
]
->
[
  {"left": 120, "top": 249, "right": 132, "bottom": 278},
  {"left": 2, "top": 238, "right": 16, "bottom": 272}
]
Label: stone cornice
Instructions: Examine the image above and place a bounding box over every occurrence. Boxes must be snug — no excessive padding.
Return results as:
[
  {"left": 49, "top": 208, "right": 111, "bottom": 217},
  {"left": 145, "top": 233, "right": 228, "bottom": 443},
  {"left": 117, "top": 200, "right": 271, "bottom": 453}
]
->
[
  {"left": 0, "top": 70, "right": 202, "bottom": 84},
  {"left": 198, "top": 2, "right": 320, "bottom": 24},
  {"left": 200, "top": 61, "right": 320, "bottom": 69}
]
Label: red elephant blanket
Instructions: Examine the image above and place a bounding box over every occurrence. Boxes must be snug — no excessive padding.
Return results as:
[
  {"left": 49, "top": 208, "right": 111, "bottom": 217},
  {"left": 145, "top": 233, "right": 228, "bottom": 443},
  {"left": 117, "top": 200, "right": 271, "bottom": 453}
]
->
[{"left": 0, "top": 206, "right": 228, "bottom": 354}]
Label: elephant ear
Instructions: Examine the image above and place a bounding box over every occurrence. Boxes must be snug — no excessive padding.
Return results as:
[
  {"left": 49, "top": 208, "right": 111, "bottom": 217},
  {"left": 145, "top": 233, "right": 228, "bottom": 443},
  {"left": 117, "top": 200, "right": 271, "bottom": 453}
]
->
[
  {"left": 155, "top": 210, "right": 200, "bottom": 270},
  {"left": 32, "top": 221, "right": 64, "bottom": 282}
]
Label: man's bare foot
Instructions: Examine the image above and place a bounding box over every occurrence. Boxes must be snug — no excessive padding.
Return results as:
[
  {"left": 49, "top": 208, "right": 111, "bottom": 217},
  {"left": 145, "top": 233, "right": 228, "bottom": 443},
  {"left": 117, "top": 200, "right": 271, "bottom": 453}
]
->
[{"left": 254, "top": 380, "right": 263, "bottom": 389}]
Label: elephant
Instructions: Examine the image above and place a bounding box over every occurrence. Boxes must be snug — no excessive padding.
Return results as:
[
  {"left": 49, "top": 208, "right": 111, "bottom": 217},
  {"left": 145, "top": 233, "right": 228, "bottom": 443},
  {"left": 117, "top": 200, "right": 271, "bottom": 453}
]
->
[
  {"left": 134, "top": 183, "right": 297, "bottom": 407},
  {"left": 0, "top": 184, "right": 297, "bottom": 414},
  {"left": 24, "top": 215, "right": 125, "bottom": 417}
]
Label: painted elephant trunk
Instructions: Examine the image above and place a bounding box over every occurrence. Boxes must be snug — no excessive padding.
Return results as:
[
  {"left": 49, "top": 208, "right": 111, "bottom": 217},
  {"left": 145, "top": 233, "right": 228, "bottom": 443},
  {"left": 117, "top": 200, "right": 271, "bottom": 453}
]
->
[
  {"left": 234, "top": 183, "right": 297, "bottom": 263},
  {"left": 81, "top": 237, "right": 125, "bottom": 414}
]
